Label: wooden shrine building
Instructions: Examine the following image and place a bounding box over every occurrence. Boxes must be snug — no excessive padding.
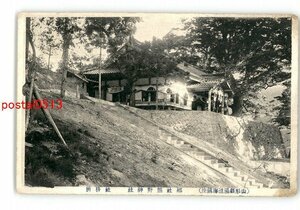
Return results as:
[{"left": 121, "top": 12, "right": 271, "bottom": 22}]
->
[{"left": 80, "top": 62, "right": 235, "bottom": 113}]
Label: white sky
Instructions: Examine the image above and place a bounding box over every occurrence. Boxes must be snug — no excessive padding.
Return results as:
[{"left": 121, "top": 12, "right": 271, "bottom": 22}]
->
[
  {"left": 33, "top": 16, "right": 184, "bottom": 71},
  {"left": 134, "top": 16, "right": 183, "bottom": 42}
]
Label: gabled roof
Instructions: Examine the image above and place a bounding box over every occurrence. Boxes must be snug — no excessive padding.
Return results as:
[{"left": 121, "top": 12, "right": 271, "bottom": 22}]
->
[
  {"left": 187, "top": 79, "right": 235, "bottom": 94},
  {"left": 176, "top": 63, "right": 209, "bottom": 78},
  {"left": 66, "top": 70, "right": 88, "bottom": 82},
  {"left": 187, "top": 83, "right": 217, "bottom": 92},
  {"left": 84, "top": 36, "right": 143, "bottom": 75}
]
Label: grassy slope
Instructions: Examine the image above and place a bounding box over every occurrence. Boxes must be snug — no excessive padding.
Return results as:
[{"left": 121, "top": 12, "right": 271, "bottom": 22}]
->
[
  {"left": 134, "top": 110, "right": 286, "bottom": 161},
  {"left": 26, "top": 92, "right": 235, "bottom": 187},
  {"left": 130, "top": 109, "right": 289, "bottom": 188},
  {"left": 26, "top": 68, "right": 287, "bottom": 188}
]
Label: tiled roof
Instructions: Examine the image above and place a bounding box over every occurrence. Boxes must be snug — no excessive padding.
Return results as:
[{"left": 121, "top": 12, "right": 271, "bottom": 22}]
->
[
  {"left": 83, "top": 68, "right": 121, "bottom": 75},
  {"left": 187, "top": 82, "right": 218, "bottom": 91},
  {"left": 187, "top": 80, "right": 234, "bottom": 93}
]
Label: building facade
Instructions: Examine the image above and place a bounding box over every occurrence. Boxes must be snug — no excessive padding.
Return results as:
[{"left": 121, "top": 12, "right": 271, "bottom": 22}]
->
[{"left": 80, "top": 63, "right": 235, "bottom": 113}]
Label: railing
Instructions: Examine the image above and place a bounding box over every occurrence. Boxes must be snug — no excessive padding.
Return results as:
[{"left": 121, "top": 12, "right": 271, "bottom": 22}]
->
[{"left": 135, "top": 100, "right": 191, "bottom": 110}]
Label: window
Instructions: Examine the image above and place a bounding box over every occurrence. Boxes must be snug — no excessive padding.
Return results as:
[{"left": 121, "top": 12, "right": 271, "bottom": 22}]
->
[
  {"left": 166, "top": 88, "right": 172, "bottom": 94},
  {"left": 183, "top": 93, "right": 188, "bottom": 106},
  {"left": 142, "top": 87, "right": 156, "bottom": 102},
  {"left": 170, "top": 94, "right": 175, "bottom": 103}
]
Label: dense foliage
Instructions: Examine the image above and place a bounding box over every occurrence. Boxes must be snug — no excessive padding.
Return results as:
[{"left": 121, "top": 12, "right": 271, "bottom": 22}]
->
[{"left": 27, "top": 16, "right": 292, "bottom": 126}]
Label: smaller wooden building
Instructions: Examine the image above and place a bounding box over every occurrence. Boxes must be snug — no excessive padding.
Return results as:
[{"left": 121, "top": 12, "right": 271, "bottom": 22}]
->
[
  {"left": 177, "top": 63, "right": 235, "bottom": 113},
  {"left": 66, "top": 70, "right": 88, "bottom": 99}
]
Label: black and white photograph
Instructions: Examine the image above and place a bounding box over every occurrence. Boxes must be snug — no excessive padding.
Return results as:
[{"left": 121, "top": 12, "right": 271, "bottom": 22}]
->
[{"left": 16, "top": 13, "right": 297, "bottom": 196}]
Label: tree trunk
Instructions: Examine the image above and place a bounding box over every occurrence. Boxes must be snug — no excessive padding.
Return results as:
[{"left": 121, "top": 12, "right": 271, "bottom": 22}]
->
[
  {"left": 25, "top": 17, "right": 37, "bottom": 133},
  {"left": 47, "top": 46, "right": 52, "bottom": 71},
  {"left": 231, "top": 91, "right": 244, "bottom": 116},
  {"left": 128, "top": 81, "right": 136, "bottom": 106},
  {"left": 60, "top": 36, "right": 71, "bottom": 98},
  {"left": 25, "top": 18, "right": 30, "bottom": 64}
]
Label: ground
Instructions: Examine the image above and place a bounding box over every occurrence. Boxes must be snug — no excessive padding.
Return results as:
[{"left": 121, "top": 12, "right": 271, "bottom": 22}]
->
[
  {"left": 25, "top": 92, "right": 236, "bottom": 187},
  {"left": 24, "top": 68, "right": 289, "bottom": 188},
  {"left": 25, "top": 91, "right": 289, "bottom": 188}
]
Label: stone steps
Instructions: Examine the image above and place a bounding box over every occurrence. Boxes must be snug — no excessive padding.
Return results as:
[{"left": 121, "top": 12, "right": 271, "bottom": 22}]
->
[{"left": 158, "top": 127, "right": 266, "bottom": 189}]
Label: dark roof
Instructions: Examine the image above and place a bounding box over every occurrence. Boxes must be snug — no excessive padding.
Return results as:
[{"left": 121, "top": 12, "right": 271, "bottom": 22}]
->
[
  {"left": 187, "top": 81, "right": 221, "bottom": 92},
  {"left": 176, "top": 63, "right": 209, "bottom": 77},
  {"left": 187, "top": 79, "right": 234, "bottom": 94},
  {"left": 83, "top": 37, "right": 142, "bottom": 75},
  {"left": 83, "top": 68, "right": 121, "bottom": 75},
  {"left": 66, "top": 70, "right": 88, "bottom": 82}
]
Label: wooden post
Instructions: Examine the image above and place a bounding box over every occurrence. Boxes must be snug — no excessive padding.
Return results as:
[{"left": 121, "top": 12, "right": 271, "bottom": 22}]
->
[
  {"left": 98, "top": 71, "right": 101, "bottom": 99},
  {"left": 155, "top": 77, "right": 158, "bottom": 110},
  {"left": 83, "top": 83, "right": 87, "bottom": 93},
  {"left": 221, "top": 94, "right": 225, "bottom": 114},
  {"left": 98, "top": 47, "right": 102, "bottom": 99},
  {"left": 76, "top": 84, "right": 79, "bottom": 99},
  {"left": 208, "top": 89, "right": 212, "bottom": 112}
]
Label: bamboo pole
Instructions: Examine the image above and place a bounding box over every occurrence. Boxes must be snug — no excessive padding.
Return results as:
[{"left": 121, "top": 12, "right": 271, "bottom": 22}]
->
[{"left": 33, "top": 85, "right": 68, "bottom": 147}]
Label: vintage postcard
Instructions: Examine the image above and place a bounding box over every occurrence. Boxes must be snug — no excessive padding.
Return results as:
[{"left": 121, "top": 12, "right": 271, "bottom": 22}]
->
[{"left": 16, "top": 13, "right": 298, "bottom": 196}]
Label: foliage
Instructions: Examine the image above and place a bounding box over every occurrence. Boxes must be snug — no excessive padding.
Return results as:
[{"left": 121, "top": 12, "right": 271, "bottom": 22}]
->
[
  {"left": 110, "top": 37, "right": 177, "bottom": 94},
  {"left": 179, "top": 17, "right": 292, "bottom": 115},
  {"left": 145, "top": 37, "right": 179, "bottom": 77},
  {"left": 243, "top": 121, "right": 286, "bottom": 159},
  {"left": 28, "top": 16, "right": 292, "bottom": 124},
  {"left": 160, "top": 31, "right": 201, "bottom": 67},
  {"left": 84, "top": 17, "right": 140, "bottom": 58},
  {"left": 55, "top": 17, "right": 82, "bottom": 97},
  {"left": 274, "top": 80, "right": 291, "bottom": 126},
  {"left": 38, "top": 18, "right": 61, "bottom": 70}
]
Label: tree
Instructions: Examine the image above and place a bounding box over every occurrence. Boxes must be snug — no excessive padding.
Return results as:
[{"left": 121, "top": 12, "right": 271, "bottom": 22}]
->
[
  {"left": 39, "top": 18, "right": 61, "bottom": 71},
  {"left": 110, "top": 37, "right": 177, "bottom": 106},
  {"left": 274, "top": 80, "right": 291, "bottom": 127},
  {"left": 143, "top": 37, "right": 178, "bottom": 109},
  {"left": 161, "top": 30, "right": 201, "bottom": 66},
  {"left": 55, "top": 17, "right": 81, "bottom": 98},
  {"left": 25, "top": 17, "right": 37, "bottom": 132},
  {"left": 182, "top": 17, "right": 291, "bottom": 115},
  {"left": 84, "top": 17, "right": 140, "bottom": 99},
  {"left": 109, "top": 38, "right": 146, "bottom": 105}
]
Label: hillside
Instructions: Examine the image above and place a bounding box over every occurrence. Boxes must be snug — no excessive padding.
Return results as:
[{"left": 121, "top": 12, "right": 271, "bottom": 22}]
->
[
  {"left": 25, "top": 90, "right": 288, "bottom": 189},
  {"left": 26, "top": 92, "right": 235, "bottom": 187},
  {"left": 24, "top": 68, "right": 289, "bottom": 189},
  {"left": 134, "top": 110, "right": 286, "bottom": 162}
]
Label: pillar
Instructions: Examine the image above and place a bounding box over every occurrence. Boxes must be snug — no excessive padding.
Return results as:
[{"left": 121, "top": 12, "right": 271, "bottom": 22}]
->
[
  {"left": 98, "top": 69, "right": 101, "bottom": 99},
  {"left": 221, "top": 95, "right": 225, "bottom": 114},
  {"left": 208, "top": 89, "right": 212, "bottom": 112}
]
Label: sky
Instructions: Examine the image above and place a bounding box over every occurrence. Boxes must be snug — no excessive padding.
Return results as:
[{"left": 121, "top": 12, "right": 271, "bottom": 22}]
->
[
  {"left": 134, "top": 16, "right": 183, "bottom": 42},
  {"left": 33, "top": 16, "right": 184, "bottom": 71}
]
